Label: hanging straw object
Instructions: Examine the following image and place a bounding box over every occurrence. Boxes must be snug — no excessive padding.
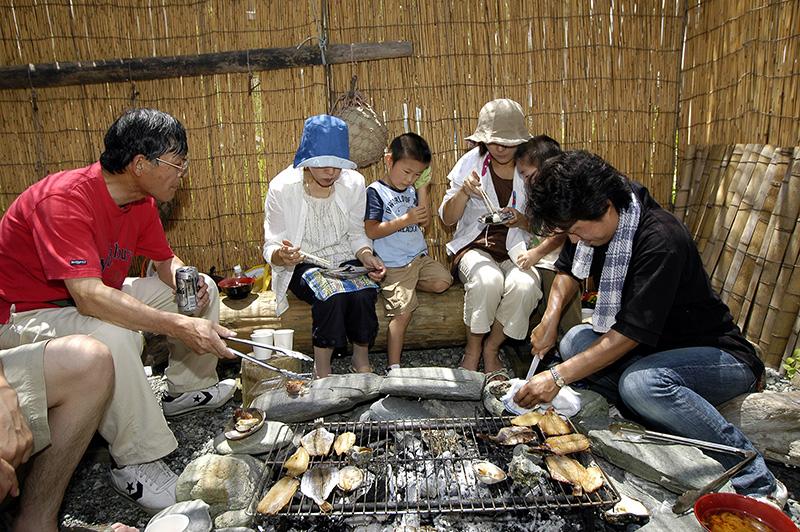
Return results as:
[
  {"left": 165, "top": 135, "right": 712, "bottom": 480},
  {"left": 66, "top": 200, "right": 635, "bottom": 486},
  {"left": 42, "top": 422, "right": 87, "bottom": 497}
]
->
[{"left": 331, "top": 76, "right": 388, "bottom": 168}]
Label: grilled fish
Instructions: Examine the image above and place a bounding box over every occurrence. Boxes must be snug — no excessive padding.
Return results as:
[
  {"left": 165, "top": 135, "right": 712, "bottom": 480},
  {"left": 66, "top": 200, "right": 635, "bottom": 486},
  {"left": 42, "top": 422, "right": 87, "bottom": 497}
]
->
[
  {"left": 257, "top": 476, "right": 299, "bottom": 515},
  {"left": 545, "top": 455, "right": 604, "bottom": 496},
  {"left": 300, "top": 427, "right": 335, "bottom": 457},
  {"left": 510, "top": 411, "right": 543, "bottom": 427},
  {"left": 283, "top": 446, "right": 310, "bottom": 477},
  {"left": 485, "top": 426, "right": 538, "bottom": 446},
  {"left": 300, "top": 465, "right": 340, "bottom": 513},
  {"left": 538, "top": 408, "right": 572, "bottom": 436},
  {"left": 543, "top": 433, "right": 591, "bottom": 455},
  {"left": 333, "top": 432, "right": 356, "bottom": 456}
]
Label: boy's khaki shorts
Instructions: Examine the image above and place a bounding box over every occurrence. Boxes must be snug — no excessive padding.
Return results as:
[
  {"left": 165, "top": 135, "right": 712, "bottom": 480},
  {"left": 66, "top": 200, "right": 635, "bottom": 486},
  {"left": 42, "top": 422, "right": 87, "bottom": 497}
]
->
[
  {"left": 381, "top": 255, "right": 453, "bottom": 316},
  {"left": 0, "top": 341, "right": 50, "bottom": 454}
]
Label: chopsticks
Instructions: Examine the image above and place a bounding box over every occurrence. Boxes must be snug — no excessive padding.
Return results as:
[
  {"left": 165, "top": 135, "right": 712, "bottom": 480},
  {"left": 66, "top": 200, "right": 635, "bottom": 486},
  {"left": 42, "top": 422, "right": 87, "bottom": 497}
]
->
[
  {"left": 478, "top": 187, "right": 498, "bottom": 214},
  {"left": 299, "top": 250, "right": 333, "bottom": 268}
]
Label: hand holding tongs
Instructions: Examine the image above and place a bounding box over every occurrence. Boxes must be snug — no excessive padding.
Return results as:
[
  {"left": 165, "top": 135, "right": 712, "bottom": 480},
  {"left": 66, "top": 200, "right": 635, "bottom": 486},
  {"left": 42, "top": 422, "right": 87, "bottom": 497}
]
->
[
  {"left": 224, "top": 336, "right": 312, "bottom": 363},
  {"left": 609, "top": 423, "right": 757, "bottom": 514},
  {"left": 227, "top": 347, "right": 313, "bottom": 381}
]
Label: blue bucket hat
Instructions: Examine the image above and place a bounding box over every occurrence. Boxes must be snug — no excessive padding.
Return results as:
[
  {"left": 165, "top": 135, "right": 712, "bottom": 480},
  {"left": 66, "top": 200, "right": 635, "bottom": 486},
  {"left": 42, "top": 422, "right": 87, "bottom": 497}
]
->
[{"left": 293, "top": 115, "right": 357, "bottom": 170}]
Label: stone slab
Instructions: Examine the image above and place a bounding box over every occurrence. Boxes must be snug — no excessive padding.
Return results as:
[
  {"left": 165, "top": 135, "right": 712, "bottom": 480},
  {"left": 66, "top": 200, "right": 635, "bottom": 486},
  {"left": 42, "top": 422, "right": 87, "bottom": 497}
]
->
[
  {"left": 379, "top": 367, "right": 485, "bottom": 401},
  {"left": 213, "top": 420, "right": 293, "bottom": 455}
]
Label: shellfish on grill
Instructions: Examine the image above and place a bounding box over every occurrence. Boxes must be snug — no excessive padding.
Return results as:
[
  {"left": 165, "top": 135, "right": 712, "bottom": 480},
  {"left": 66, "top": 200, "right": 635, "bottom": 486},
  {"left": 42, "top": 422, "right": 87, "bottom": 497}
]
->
[
  {"left": 471, "top": 460, "right": 507, "bottom": 485},
  {"left": 538, "top": 408, "right": 572, "bottom": 436},
  {"left": 545, "top": 455, "right": 604, "bottom": 496},
  {"left": 283, "top": 446, "right": 310, "bottom": 477},
  {"left": 300, "top": 465, "right": 340, "bottom": 513},
  {"left": 333, "top": 432, "right": 356, "bottom": 456},
  {"left": 510, "top": 411, "right": 543, "bottom": 427},
  {"left": 603, "top": 494, "right": 650, "bottom": 525},
  {"left": 347, "top": 445, "right": 373, "bottom": 466},
  {"left": 484, "top": 426, "right": 538, "bottom": 446},
  {"left": 257, "top": 476, "right": 299, "bottom": 515},
  {"left": 300, "top": 426, "right": 335, "bottom": 457},
  {"left": 337, "top": 465, "right": 365, "bottom": 492}
]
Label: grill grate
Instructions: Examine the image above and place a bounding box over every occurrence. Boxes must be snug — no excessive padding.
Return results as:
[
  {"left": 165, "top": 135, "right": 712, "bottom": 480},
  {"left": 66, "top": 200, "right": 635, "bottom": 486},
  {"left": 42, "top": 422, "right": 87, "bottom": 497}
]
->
[{"left": 251, "top": 414, "right": 620, "bottom": 520}]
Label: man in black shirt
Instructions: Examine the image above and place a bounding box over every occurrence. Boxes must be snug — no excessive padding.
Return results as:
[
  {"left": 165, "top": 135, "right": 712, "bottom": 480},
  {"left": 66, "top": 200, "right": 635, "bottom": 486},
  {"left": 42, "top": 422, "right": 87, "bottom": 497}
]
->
[{"left": 516, "top": 150, "right": 782, "bottom": 503}]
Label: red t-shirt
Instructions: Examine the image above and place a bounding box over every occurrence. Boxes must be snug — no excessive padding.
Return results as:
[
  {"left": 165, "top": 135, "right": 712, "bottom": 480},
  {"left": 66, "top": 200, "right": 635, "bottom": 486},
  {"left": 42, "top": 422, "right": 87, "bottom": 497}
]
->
[{"left": 0, "top": 162, "right": 174, "bottom": 323}]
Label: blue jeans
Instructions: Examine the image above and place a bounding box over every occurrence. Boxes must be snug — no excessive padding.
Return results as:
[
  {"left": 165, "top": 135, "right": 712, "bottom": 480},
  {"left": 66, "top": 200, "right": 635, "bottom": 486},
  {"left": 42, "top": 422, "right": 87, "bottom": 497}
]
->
[{"left": 560, "top": 324, "right": 775, "bottom": 496}]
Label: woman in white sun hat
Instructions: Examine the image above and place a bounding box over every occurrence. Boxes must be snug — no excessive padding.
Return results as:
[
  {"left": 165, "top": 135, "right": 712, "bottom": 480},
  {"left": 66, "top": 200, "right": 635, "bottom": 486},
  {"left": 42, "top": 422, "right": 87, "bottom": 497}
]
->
[
  {"left": 263, "top": 115, "right": 386, "bottom": 378},
  {"left": 439, "top": 99, "right": 543, "bottom": 381}
]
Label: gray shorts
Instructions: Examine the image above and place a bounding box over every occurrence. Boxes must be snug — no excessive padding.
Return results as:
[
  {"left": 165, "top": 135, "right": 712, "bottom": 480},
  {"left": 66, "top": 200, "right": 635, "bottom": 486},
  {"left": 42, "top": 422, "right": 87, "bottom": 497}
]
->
[{"left": 0, "top": 341, "right": 50, "bottom": 454}]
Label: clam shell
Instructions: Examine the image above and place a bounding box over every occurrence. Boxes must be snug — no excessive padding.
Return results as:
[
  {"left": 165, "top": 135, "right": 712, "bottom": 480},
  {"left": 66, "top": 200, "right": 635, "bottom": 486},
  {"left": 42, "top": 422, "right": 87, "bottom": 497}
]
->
[
  {"left": 333, "top": 432, "right": 356, "bottom": 456},
  {"left": 337, "top": 465, "right": 365, "bottom": 492},
  {"left": 300, "top": 427, "right": 335, "bottom": 457},
  {"left": 283, "top": 446, "right": 310, "bottom": 477},
  {"left": 472, "top": 461, "right": 507, "bottom": 485}
]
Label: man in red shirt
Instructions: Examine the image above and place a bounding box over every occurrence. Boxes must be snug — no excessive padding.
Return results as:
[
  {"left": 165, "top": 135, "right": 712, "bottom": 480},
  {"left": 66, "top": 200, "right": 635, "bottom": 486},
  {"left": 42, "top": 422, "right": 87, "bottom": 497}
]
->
[{"left": 0, "top": 108, "right": 237, "bottom": 513}]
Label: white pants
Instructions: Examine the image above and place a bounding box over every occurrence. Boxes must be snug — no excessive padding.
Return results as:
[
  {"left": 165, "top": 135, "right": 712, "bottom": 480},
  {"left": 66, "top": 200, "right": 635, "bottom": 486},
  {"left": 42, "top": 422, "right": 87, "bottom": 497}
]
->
[
  {"left": 457, "top": 249, "right": 543, "bottom": 340},
  {"left": 0, "top": 275, "right": 220, "bottom": 465}
]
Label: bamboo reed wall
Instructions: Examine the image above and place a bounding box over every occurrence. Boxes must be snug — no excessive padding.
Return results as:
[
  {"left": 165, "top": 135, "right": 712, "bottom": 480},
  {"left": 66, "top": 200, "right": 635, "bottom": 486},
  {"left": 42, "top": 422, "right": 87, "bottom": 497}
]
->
[
  {"left": 0, "top": 0, "right": 683, "bottom": 273},
  {"left": 675, "top": 145, "right": 800, "bottom": 368}
]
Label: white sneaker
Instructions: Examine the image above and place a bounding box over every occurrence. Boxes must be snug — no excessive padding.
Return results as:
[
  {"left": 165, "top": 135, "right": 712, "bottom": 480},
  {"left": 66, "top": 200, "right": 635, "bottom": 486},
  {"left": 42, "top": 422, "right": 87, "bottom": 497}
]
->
[
  {"left": 754, "top": 479, "right": 789, "bottom": 510},
  {"left": 161, "top": 378, "right": 236, "bottom": 418},
  {"left": 110, "top": 459, "right": 177, "bottom": 513}
]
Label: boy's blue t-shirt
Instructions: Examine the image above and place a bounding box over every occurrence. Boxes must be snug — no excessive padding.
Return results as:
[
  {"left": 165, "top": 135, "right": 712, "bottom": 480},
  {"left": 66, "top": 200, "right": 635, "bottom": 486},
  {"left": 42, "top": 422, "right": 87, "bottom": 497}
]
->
[{"left": 365, "top": 180, "right": 427, "bottom": 268}]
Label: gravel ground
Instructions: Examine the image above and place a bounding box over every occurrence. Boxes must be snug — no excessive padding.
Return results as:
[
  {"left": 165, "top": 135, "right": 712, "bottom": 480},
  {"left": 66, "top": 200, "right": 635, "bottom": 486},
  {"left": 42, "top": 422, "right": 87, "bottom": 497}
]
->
[{"left": 50, "top": 346, "right": 800, "bottom": 531}]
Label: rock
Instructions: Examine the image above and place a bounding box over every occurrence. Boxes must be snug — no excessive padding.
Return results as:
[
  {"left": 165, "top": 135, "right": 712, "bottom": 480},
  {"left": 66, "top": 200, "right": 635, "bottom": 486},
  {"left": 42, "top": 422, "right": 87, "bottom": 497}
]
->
[
  {"left": 423, "top": 398, "right": 482, "bottom": 419},
  {"left": 213, "top": 508, "right": 252, "bottom": 529},
  {"left": 363, "top": 396, "right": 431, "bottom": 421},
  {"left": 717, "top": 391, "right": 800, "bottom": 466},
  {"left": 213, "top": 420, "right": 293, "bottom": 455},
  {"left": 176, "top": 454, "right": 262, "bottom": 517},
  {"left": 570, "top": 389, "right": 610, "bottom": 431},
  {"left": 147, "top": 499, "right": 213, "bottom": 532},
  {"left": 589, "top": 429, "right": 728, "bottom": 494},
  {"left": 379, "top": 367, "right": 485, "bottom": 400},
  {"left": 250, "top": 373, "right": 384, "bottom": 422},
  {"left": 215, "top": 529, "right": 255, "bottom": 532}
]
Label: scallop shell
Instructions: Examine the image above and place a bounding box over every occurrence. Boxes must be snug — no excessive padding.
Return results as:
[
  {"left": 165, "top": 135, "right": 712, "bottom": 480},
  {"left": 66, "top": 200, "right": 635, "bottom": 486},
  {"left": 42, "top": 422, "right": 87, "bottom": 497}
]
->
[
  {"left": 472, "top": 461, "right": 507, "bottom": 485},
  {"left": 300, "top": 427, "right": 335, "bottom": 457},
  {"left": 333, "top": 432, "right": 356, "bottom": 456},
  {"left": 337, "top": 465, "right": 365, "bottom": 492}
]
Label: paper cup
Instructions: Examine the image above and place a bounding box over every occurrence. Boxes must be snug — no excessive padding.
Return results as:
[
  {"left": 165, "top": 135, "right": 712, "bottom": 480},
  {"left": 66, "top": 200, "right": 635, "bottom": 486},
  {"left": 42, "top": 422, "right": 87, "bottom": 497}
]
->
[
  {"left": 146, "top": 514, "right": 189, "bottom": 532},
  {"left": 581, "top": 308, "right": 594, "bottom": 322},
  {"left": 273, "top": 329, "right": 294, "bottom": 350},
  {"left": 251, "top": 328, "right": 274, "bottom": 360}
]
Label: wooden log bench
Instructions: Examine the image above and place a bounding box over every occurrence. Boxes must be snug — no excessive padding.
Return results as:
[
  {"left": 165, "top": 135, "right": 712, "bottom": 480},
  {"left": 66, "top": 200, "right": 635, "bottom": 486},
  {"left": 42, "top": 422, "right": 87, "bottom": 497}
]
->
[{"left": 219, "top": 286, "right": 468, "bottom": 353}]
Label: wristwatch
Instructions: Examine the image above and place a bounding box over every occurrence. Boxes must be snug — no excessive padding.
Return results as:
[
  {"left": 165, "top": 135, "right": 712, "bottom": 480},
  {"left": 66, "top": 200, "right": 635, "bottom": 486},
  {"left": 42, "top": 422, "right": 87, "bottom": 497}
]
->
[{"left": 549, "top": 366, "right": 566, "bottom": 388}]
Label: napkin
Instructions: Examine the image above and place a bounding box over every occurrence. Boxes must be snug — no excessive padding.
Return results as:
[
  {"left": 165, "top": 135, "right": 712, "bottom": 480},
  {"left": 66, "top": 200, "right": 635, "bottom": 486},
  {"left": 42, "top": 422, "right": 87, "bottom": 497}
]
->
[{"left": 500, "top": 378, "right": 582, "bottom": 417}]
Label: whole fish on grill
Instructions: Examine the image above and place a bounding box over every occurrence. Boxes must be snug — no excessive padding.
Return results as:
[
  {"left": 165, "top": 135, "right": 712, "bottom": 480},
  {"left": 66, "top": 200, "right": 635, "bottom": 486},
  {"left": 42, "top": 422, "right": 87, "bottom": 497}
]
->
[
  {"left": 333, "top": 432, "right": 356, "bottom": 456},
  {"left": 538, "top": 408, "right": 572, "bottom": 436},
  {"left": 545, "top": 455, "right": 604, "bottom": 496},
  {"left": 300, "top": 426, "right": 335, "bottom": 457},
  {"left": 301, "top": 465, "right": 340, "bottom": 513},
  {"left": 257, "top": 476, "right": 299, "bottom": 515},
  {"left": 283, "top": 446, "right": 310, "bottom": 477},
  {"left": 543, "top": 433, "right": 591, "bottom": 455},
  {"left": 482, "top": 426, "right": 538, "bottom": 446}
]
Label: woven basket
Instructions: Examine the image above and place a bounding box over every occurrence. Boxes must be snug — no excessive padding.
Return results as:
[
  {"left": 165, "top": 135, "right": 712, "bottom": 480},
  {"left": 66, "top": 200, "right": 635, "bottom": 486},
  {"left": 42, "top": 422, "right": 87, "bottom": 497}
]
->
[{"left": 331, "top": 78, "right": 388, "bottom": 168}]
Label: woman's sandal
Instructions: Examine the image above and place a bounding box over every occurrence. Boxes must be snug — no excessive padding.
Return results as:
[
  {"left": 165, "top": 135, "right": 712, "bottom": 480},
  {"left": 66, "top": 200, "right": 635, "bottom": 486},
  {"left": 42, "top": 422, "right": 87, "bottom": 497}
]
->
[{"left": 485, "top": 368, "right": 512, "bottom": 383}]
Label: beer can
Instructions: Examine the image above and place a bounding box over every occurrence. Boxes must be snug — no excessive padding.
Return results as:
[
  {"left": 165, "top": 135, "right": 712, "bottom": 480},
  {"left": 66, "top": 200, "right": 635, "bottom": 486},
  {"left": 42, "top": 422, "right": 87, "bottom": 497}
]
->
[{"left": 175, "top": 266, "right": 199, "bottom": 315}]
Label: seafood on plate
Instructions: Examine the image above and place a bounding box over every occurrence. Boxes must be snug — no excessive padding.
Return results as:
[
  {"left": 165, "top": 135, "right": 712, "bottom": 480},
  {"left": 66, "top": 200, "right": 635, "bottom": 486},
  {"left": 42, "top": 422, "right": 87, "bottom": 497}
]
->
[
  {"left": 510, "top": 411, "right": 543, "bottom": 427},
  {"left": 283, "top": 446, "right": 310, "bottom": 477},
  {"left": 300, "top": 426, "right": 335, "bottom": 457},
  {"left": 545, "top": 455, "right": 604, "bottom": 496},
  {"left": 223, "top": 407, "right": 265, "bottom": 440},
  {"left": 483, "top": 426, "right": 538, "bottom": 446},
  {"left": 333, "top": 432, "right": 356, "bottom": 456},
  {"left": 337, "top": 465, "right": 365, "bottom": 492},
  {"left": 256, "top": 476, "right": 299, "bottom": 515},
  {"left": 538, "top": 408, "right": 572, "bottom": 436},
  {"left": 471, "top": 460, "right": 507, "bottom": 485},
  {"left": 300, "top": 465, "right": 340, "bottom": 513},
  {"left": 543, "top": 433, "right": 591, "bottom": 455}
]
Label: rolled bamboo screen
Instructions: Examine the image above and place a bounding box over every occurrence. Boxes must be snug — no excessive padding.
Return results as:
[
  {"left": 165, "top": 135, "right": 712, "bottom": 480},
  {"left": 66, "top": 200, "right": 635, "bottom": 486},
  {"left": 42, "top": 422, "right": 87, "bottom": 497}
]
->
[
  {"left": 675, "top": 145, "right": 800, "bottom": 369},
  {"left": 0, "top": 0, "right": 684, "bottom": 273}
]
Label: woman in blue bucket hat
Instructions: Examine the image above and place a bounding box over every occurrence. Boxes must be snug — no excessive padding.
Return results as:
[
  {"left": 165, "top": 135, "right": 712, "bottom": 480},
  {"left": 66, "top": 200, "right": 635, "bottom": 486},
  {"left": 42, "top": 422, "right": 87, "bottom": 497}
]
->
[{"left": 263, "top": 115, "right": 386, "bottom": 377}]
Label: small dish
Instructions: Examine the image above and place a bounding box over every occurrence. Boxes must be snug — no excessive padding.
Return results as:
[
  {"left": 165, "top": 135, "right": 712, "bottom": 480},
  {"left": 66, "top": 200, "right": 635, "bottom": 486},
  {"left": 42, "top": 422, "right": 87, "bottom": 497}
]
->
[
  {"left": 223, "top": 407, "right": 265, "bottom": 440},
  {"left": 478, "top": 211, "right": 514, "bottom": 225},
  {"left": 219, "top": 276, "right": 255, "bottom": 299}
]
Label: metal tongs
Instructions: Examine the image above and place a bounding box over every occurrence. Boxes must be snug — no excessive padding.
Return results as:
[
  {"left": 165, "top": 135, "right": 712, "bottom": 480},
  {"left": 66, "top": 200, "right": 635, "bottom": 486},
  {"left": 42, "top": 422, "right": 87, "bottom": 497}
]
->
[
  {"left": 224, "top": 336, "right": 313, "bottom": 363},
  {"left": 609, "top": 422, "right": 757, "bottom": 514},
  {"left": 227, "top": 347, "right": 313, "bottom": 381}
]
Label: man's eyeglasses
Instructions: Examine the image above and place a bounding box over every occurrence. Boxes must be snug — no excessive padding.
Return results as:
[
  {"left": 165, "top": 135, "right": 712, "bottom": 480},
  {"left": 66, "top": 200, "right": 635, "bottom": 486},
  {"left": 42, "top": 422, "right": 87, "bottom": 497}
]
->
[{"left": 155, "top": 157, "right": 190, "bottom": 177}]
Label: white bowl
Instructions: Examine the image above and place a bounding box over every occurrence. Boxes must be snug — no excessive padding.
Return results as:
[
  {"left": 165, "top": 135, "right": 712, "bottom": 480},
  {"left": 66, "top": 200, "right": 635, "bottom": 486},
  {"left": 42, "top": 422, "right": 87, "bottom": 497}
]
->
[{"left": 146, "top": 514, "right": 190, "bottom": 532}]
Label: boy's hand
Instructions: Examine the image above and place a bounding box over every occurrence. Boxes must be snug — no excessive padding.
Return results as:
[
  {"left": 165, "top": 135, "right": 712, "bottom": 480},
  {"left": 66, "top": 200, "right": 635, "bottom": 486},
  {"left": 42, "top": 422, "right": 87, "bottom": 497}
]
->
[
  {"left": 516, "top": 248, "right": 543, "bottom": 270},
  {"left": 403, "top": 206, "right": 429, "bottom": 227}
]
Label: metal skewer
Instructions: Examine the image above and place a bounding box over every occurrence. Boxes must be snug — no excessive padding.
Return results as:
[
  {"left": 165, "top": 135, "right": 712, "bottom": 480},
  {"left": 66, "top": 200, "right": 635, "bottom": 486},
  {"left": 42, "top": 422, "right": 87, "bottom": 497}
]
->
[
  {"left": 227, "top": 347, "right": 312, "bottom": 380},
  {"left": 224, "top": 336, "right": 313, "bottom": 362}
]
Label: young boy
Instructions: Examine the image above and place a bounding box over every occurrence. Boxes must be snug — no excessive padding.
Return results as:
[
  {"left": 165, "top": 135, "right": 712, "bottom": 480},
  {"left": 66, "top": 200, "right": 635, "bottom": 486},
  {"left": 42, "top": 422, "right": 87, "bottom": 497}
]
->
[{"left": 365, "top": 133, "right": 453, "bottom": 371}]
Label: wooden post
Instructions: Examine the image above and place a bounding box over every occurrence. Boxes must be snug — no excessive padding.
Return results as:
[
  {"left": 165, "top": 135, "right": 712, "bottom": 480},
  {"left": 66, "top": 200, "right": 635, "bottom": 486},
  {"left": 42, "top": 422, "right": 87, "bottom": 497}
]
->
[{"left": 0, "top": 41, "right": 413, "bottom": 90}]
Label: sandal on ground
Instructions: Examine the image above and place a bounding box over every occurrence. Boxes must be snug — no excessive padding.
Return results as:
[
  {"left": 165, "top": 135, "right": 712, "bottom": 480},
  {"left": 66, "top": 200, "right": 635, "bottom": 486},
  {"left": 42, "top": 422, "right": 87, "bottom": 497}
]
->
[{"left": 485, "top": 368, "right": 511, "bottom": 383}]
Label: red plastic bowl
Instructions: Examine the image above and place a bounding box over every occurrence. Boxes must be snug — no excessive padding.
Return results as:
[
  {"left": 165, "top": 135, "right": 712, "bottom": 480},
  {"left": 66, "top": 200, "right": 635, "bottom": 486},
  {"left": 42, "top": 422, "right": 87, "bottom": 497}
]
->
[
  {"left": 218, "top": 276, "right": 255, "bottom": 299},
  {"left": 694, "top": 492, "right": 797, "bottom": 532}
]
